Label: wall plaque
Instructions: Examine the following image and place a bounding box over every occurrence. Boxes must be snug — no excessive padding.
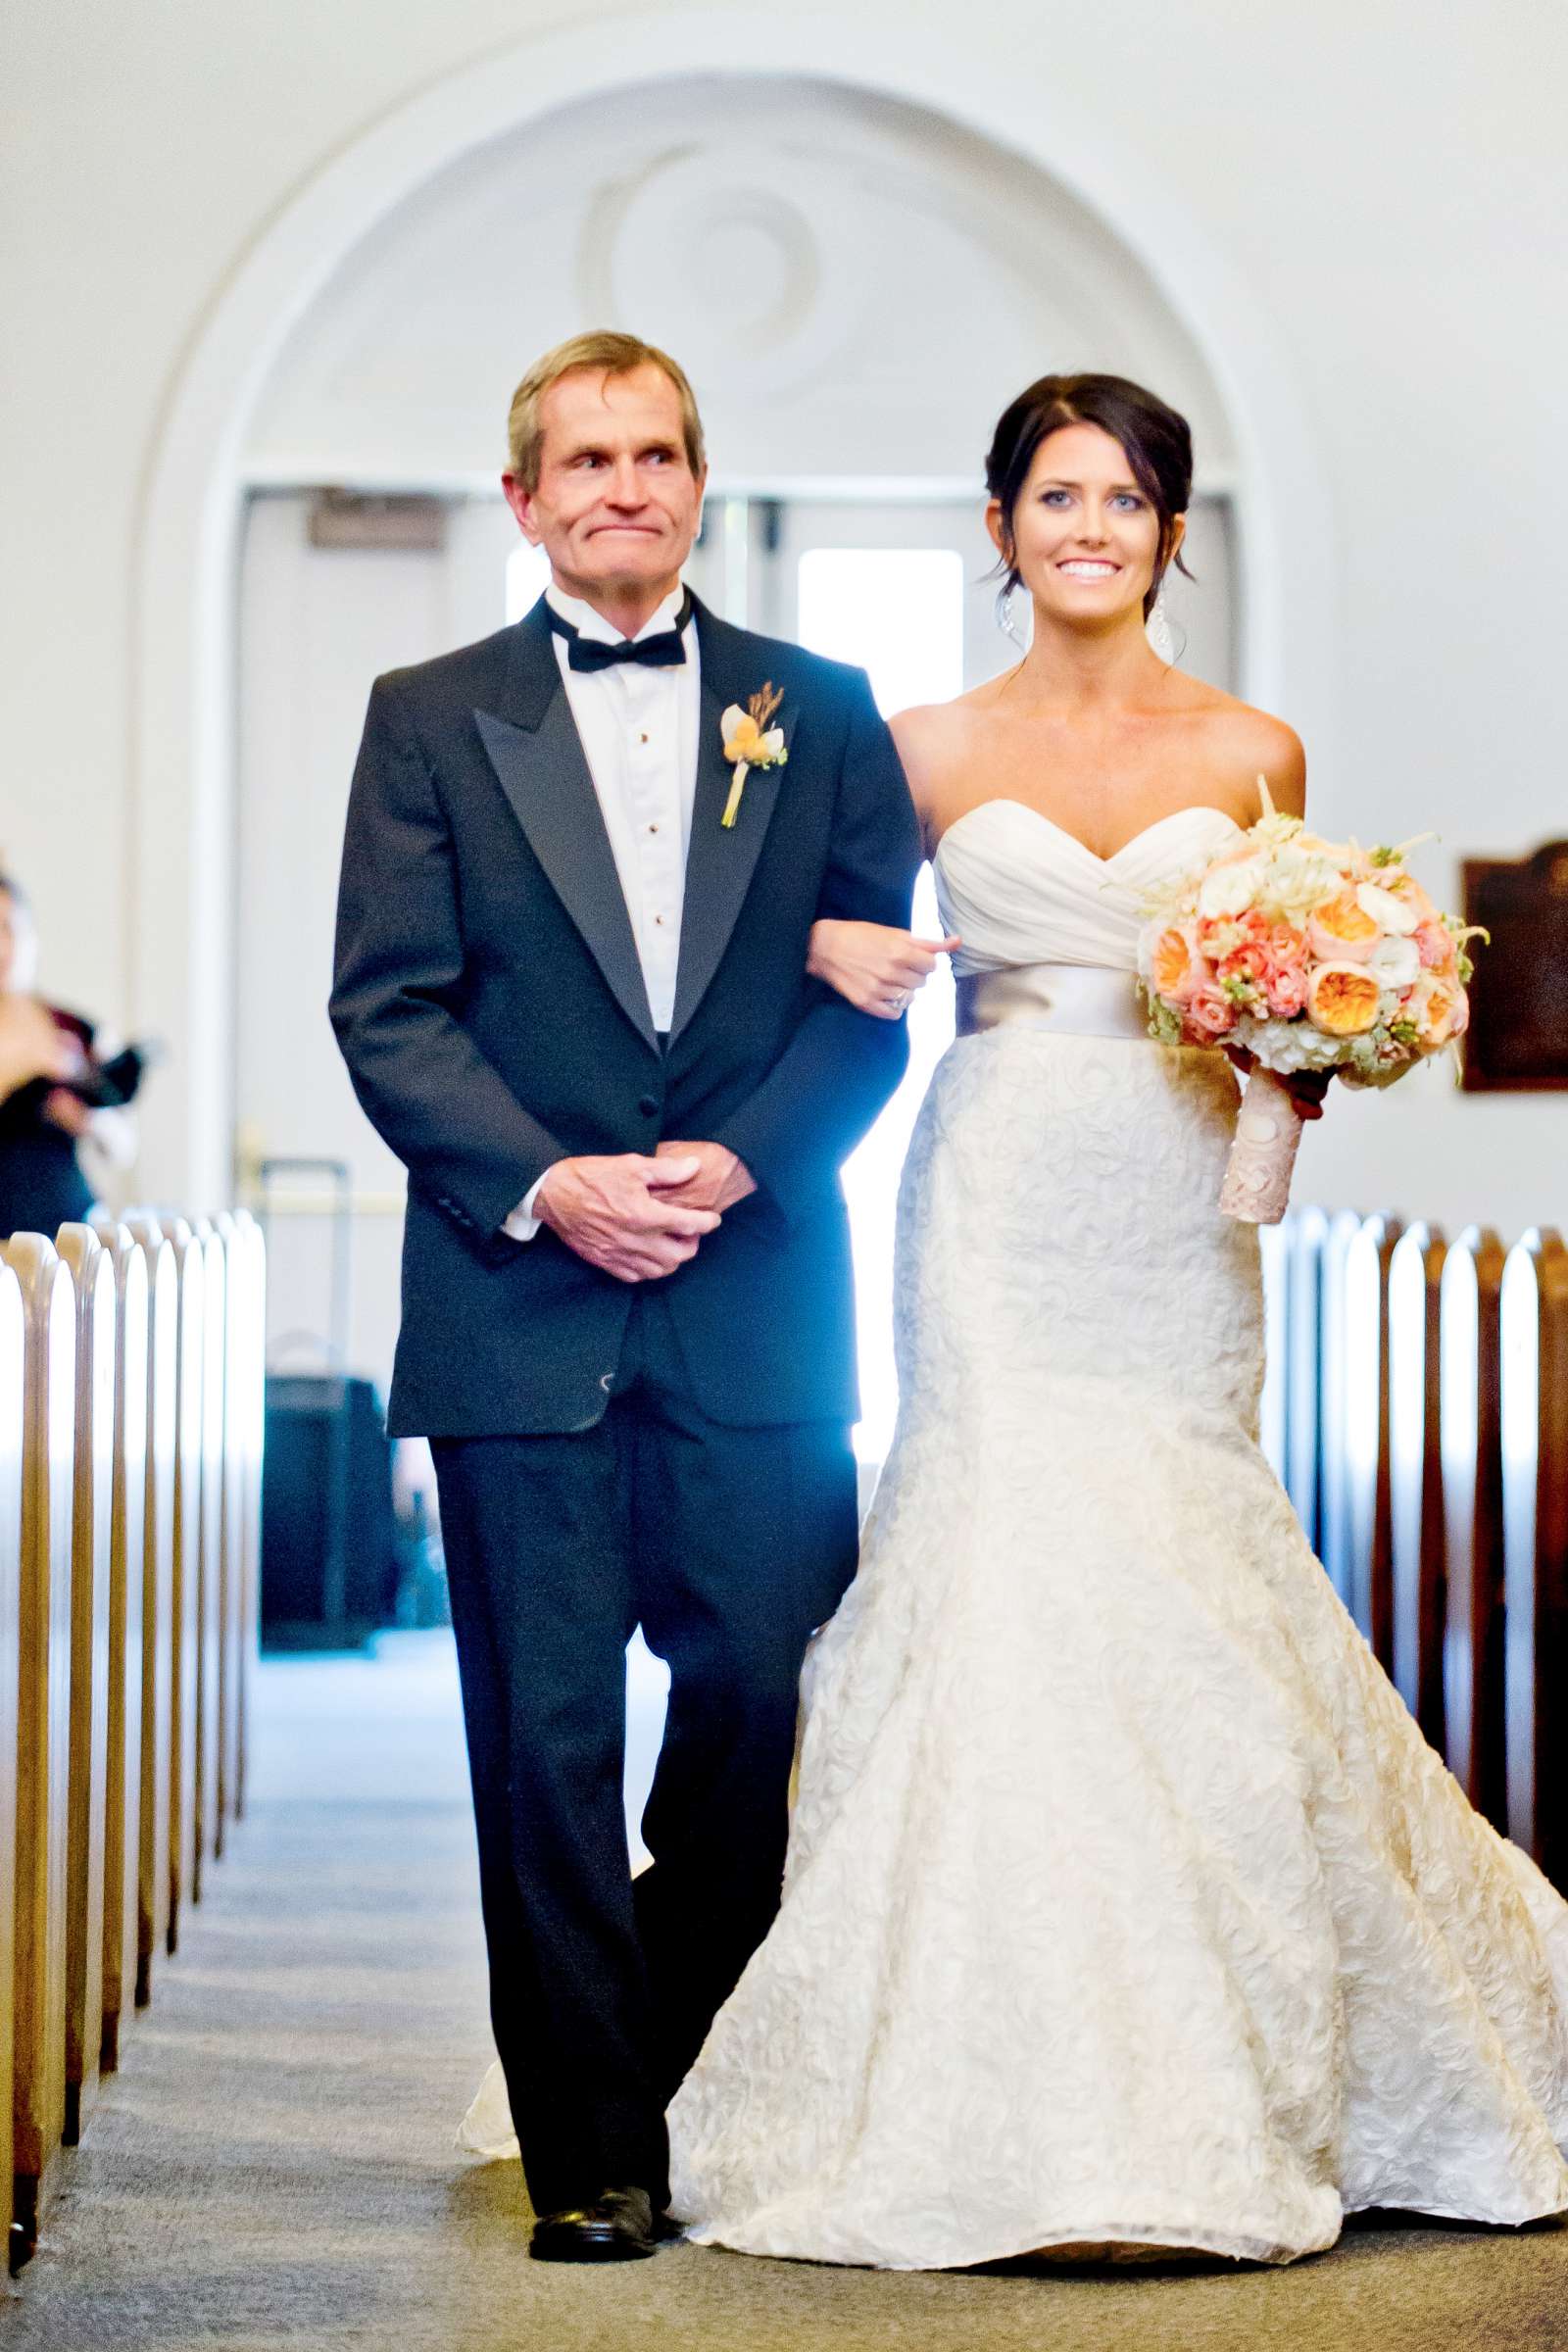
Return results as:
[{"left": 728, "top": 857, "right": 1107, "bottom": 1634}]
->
[{"left": 1461, "top": 842, "right": 1568, "bottom": 1091}]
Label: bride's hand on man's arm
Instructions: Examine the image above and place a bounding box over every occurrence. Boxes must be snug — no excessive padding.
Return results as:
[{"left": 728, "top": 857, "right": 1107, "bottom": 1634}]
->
[{"left": 807, "top": 920, "right": 961, "bottom": 1020}]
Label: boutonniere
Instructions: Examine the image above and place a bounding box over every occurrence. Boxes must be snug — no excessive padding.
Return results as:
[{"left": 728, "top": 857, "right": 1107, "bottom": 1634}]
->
[{"left": 719, "top": 684, "right": 788, "bottom": 828}]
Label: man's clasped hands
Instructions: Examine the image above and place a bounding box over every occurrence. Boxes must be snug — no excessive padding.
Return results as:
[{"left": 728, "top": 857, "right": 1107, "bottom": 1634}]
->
[{"left": 534, "top": 1140, "right": 757, "bottom": 1287}]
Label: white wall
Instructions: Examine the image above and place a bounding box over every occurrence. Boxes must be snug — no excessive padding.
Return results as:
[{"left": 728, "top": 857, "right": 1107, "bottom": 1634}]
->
[
  {"left": 243, "top": 74, "right": 1233, "bottom": 489},
  {"left": 5, "top": 0, "right": 1566, "bottom": 1238}
]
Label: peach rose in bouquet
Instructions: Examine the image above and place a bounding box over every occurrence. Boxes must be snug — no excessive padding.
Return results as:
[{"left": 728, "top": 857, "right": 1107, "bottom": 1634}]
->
[{"left": 1148, "top": 921, "right": 1208, "bottom": 1006}]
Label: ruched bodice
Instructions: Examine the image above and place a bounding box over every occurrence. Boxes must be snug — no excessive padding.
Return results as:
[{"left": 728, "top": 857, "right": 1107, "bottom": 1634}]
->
[{"left": 934, "top": 800, "right": 1243, "bottom": 976}]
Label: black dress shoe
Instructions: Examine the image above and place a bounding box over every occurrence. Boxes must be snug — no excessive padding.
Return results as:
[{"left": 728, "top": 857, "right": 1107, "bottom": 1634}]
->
[{"left": 529, "top": 2186, "right": 666, "bottom": 2263}]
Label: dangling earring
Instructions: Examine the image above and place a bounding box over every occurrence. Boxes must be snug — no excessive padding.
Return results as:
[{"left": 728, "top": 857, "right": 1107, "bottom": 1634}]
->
[
  {"left": 1147, "top": 583, "right": 1175, "bottom": 663},
  {"left": 999, "top": 579, "right": 1028, "bottom": 649}
]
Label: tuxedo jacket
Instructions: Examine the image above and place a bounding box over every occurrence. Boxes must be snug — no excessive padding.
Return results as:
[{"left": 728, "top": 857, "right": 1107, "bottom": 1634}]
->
[{"left": 330, "top": 593, "right": 921, "bottom": 1439}]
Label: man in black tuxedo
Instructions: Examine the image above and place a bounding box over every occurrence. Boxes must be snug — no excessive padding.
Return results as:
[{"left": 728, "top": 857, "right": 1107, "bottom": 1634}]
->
[{"left": 330, "top": 333, "right": 920, "bottom": 2261}]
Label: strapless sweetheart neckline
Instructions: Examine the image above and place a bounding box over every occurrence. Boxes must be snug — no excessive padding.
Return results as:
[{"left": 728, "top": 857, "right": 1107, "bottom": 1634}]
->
[
  {"left": 933, "top": 799, "right": 1244, "bottom": 871},
  {"left": 931, "top": 799, "right": 1247, "bottom": 978}
]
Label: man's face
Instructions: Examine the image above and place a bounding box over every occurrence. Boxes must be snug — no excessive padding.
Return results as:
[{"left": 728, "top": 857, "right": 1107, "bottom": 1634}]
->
[{"left": 504, "top": 364, "right": 705, "bottom": 612}]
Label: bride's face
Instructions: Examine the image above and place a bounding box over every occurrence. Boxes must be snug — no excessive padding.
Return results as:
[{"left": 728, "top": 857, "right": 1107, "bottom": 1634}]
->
[{"left": 989, "top": 421, "right": 1181, "bottom": 630}]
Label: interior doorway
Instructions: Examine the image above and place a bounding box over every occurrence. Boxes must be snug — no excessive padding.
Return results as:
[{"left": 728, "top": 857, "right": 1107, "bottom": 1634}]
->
[{"left": 229, "top": 59, "right": 1253, "bottom": 1456}]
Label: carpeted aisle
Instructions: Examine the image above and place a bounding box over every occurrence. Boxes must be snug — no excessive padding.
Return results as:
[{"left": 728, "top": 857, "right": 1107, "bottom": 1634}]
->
[{"left": 7, "top": 1634, "right": 1568, "bottom": 2351}]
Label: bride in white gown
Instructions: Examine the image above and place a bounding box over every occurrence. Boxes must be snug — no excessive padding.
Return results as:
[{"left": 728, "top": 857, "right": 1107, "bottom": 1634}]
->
[{"left": 662, "top": 373, "right": 1568, "bottom": 2269}]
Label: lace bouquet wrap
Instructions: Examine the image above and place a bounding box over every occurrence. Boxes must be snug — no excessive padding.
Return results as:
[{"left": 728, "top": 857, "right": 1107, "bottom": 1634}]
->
[{"left": 1136, "top": 785, "right": 1480, "bottom": 1225}]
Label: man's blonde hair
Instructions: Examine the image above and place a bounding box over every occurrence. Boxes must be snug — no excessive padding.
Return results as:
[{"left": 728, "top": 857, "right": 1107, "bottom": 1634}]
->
[{"left": 506, "top": 331, "right": 706, "bottom": 488}]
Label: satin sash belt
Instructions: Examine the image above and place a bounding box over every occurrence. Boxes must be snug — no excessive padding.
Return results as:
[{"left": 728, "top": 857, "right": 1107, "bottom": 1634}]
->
[{"left": 955, "top": 961, "right": 1155, "bottom": 1044}]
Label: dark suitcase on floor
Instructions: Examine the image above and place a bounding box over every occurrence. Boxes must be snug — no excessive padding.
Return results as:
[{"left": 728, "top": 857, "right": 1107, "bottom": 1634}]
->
[
  {"left": 261, "top": 1371, "right": 399, "bottom": 1648},
  {"left": 257, "top": 1157, "right": 398, "bottom": 1649}
]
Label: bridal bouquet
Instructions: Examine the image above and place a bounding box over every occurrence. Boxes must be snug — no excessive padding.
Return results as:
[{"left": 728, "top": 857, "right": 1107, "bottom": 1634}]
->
[{"left": 1137, "top": 785, "right": 1481, "bottom": 1223}]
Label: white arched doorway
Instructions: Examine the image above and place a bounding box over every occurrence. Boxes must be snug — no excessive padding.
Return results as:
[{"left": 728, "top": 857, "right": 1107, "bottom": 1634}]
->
[
  {"left": 231, "top": 63, "right": 1253, "bottom": 1415},
  {"left": 132, "top": 13, "right": 1337, "bottom": 1228}
]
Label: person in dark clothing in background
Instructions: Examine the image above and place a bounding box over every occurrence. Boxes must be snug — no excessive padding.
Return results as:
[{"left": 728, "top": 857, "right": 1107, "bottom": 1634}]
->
[{"left": 0, "top": 869, "right": 138, "bottom": 1237}]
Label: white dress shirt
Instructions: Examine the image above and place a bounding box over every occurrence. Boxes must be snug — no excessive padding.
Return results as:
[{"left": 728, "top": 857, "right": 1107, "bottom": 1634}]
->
[{"left": 504, "top": 581, "right": 700, "bottom": 1241}]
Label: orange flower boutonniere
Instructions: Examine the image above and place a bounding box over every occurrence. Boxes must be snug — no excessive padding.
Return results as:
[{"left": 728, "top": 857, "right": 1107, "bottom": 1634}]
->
[{"left": 719, "top": 683, "right": 788, "bottom": 828}]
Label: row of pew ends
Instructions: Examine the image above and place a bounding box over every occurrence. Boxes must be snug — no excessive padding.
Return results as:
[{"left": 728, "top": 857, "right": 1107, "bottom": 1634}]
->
[
  {"left": 1260, "top": 1211, "right": 1568, "bottom": 1887},
  {"left": 0, "top": 1211, "right": 264, "bottom": 2269}
]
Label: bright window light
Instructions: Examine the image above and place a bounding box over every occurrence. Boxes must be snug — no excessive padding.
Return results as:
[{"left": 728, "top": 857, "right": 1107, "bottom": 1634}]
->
[
  {"left": 796, "top": 548, "right": 965, "bottom": 716},
  {"left": 792, "top": 549, "right": 967, "bottom": 1468},
  {"left": 506, "top": 541, "right": 551, "bottom": 622},
  {"left": 842, "top": 865, "right": 955, "bottom": 1469}
]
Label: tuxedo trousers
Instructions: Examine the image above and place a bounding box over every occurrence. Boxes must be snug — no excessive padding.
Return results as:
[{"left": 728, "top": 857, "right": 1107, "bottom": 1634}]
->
[{"left": 431, "top": 1288, "right": 858, "bottom": 2216}]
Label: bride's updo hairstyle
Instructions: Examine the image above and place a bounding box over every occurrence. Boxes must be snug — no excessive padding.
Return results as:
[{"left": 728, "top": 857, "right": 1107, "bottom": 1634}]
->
[{"left": 986, "top": 372, "right": 1195, "bottom": 618}]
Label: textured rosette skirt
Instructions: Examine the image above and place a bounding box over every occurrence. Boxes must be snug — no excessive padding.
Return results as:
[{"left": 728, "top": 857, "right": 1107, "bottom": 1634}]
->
[{"left": 666, "top": 1023, "right": 1568, "bottom": 2270}]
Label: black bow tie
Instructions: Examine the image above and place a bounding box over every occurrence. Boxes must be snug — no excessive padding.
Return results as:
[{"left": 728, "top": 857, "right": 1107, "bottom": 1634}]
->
[{"left": 547, "top": 593, "right": 692, "bottom": 673}]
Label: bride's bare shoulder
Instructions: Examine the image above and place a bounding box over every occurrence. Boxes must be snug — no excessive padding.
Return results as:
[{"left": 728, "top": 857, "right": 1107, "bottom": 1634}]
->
[
  {"left": 1187, "top": 684, "right": 1306, "bottom": 818},
  {"left": 889, "top": 695, "right": 991, "bottom": 782},
  {"left": 889, "top": 697, "right": 979, "bottom": 749},
  {"left": 889, "top": 696, "right": 1002, "bottom": 849}
]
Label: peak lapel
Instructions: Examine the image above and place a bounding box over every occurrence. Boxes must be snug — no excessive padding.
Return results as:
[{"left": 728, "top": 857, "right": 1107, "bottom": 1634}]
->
[
  {"left": 670, "top": 607, "right": 797, "bottom": 1045},
  {"left": 472, "top": 600, "right": 658, "bottom": 1052}
]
